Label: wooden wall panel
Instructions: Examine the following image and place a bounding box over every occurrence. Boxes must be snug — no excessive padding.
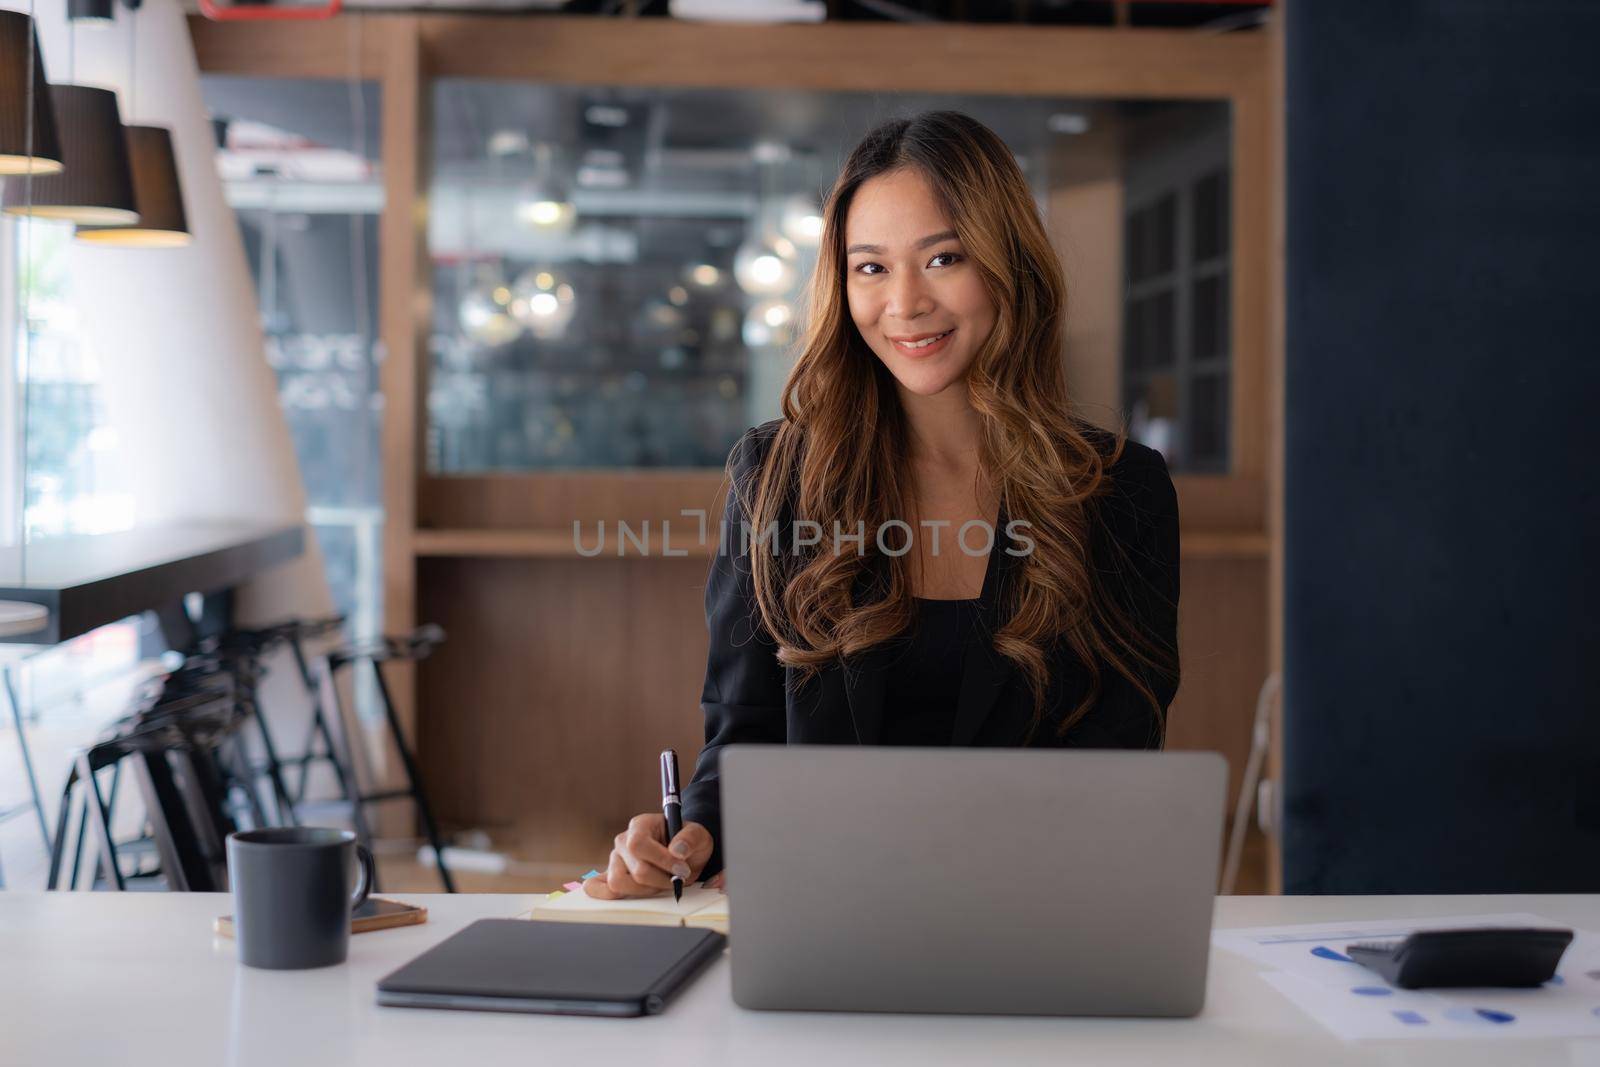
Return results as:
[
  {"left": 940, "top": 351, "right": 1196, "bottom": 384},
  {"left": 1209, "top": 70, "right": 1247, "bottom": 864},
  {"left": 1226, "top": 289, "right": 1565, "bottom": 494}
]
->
[
  {"left": 417, "top": 556, "right": 711, "bottom": 862},
  {"left": 419, "top": 472, "right": 727, "bottom": 530},
  {"left": 1166, "top": 557, "right": 1269, "bottom": 802},
  {"left": 417, "top": 552, "right": 1267, "bottom": 868}
]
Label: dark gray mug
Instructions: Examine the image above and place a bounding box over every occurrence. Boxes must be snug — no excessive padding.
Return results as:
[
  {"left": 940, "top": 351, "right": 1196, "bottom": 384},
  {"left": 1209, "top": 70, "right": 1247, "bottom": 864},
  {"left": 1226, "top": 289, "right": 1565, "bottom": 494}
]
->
[{"left": 226, "top": 827, "right": 375, "bottom": 970}]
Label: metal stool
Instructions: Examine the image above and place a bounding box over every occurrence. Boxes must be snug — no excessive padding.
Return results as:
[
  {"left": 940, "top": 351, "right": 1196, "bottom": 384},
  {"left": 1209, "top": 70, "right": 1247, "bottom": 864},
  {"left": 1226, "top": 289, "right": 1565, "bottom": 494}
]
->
[
  {"left": 47, "top": 674, "right": 264, "bottom": 891},
  {"left": 320, "top": 624, "right": 456, "bottom": 892}
]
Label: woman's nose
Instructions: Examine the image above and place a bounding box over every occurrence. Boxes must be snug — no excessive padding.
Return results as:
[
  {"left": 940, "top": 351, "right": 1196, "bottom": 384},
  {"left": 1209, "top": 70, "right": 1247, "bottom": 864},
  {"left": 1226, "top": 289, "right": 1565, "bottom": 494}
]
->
[{"left": 884, "top": 271, "right": 934, "bottom": 320}]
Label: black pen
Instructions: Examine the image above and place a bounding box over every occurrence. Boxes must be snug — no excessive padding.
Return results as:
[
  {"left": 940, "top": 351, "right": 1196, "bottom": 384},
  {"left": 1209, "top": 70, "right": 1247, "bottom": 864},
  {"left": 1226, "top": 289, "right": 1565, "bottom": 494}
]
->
[{"left": 660, "top": 748, "right": 684, "bottom": 903}]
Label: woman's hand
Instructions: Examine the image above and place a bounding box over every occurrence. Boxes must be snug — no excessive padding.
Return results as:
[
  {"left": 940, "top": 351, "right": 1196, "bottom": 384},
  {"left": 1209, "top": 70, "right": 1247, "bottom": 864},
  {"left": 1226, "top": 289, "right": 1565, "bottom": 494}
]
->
[{"left": 584, "top": 813, "right": 715, "bottom": 899}]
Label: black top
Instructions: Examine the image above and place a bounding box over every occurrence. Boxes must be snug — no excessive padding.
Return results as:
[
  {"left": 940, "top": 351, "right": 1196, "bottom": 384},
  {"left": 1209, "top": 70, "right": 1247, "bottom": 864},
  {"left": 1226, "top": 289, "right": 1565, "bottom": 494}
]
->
[{"left": 879, "top": 597, "right": 982, "bottom": 746}]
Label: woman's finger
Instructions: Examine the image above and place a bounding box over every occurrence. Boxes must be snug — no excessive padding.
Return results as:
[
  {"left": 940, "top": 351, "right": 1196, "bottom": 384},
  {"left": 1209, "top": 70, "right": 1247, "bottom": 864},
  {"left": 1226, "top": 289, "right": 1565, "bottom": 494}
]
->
[
  {"left": 616, "top": 830, "right": 675, "bottom": 891},
  {"left": 667, "top": 821, "right": 715, "bottom": 878},
  {"left": 583, "top": 862, "right": 623, "bottom": 899},
  {"left": 582, "top": 846, "right": 633, "bottom": 898},
  {"left": 625, "top": 819, "right": 688, "bottom": 882}
]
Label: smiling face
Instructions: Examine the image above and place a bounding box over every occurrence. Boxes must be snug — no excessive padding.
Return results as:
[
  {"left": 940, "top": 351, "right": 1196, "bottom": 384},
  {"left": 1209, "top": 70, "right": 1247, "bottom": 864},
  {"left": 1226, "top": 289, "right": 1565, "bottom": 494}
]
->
[{"left": 843, "top": 167, "right": 998, "bottom": 400}]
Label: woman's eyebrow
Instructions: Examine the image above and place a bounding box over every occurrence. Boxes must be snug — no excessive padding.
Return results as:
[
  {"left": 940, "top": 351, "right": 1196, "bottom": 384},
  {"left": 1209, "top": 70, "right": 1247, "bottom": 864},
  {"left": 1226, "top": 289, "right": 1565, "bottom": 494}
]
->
[{"left": 845, "top": 229, "right": 959, "bottom": 255}]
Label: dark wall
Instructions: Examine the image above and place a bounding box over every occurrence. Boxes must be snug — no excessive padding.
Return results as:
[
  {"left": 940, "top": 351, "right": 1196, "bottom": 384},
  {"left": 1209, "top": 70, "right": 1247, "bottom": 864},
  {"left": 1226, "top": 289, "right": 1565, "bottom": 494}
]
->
[{"left": 1283, "top": 0, "right": 1600, "bottom": 892}]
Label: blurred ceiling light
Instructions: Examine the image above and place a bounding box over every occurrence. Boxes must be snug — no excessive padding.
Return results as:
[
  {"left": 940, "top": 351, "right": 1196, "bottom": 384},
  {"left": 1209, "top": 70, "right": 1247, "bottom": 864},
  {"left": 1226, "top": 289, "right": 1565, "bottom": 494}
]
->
[
  {"left": 460, "top": 289, "right": 522, "bottom": 347},
  {"left": 689, "top": 264, "right": 721, "bottom": 287},
  {"left": 515, "top": 143, "right": 575, "bottom": 233},
  {"left": 733, "top": 236, "right": 797, "bottom": 295},
  {"left": 779, "top": 194, "right": 824, "bottom": 246},
  {"left": 1047, "top": 112, "right": 1091, "bottom": 136},
  {"left": 668, "top": 285, "right": 689, "bottom": 306},
  {"left": 517, "top": 197, "right": 575, "bottom": 229},
  {"left": 647, "top": 300, "right": 685, "bottom": 330},
  {"left": 0, "top": 13, "right": 64, "bottom": 176},
  {"left": 584, "top": 104, "right": 629, "bottom": 128},
  {"left": 511, "top": 266, "right": 577, "bottom": 338},
  {"left": 576, "top": 165, "right": 628, "bottom": 190},
  {"left": 488, "top": 129, "right": 530, "bottom": 157},
  {"left": 751, "top": 141, "right": 791, "bottom": 165},
  {"left": 742, "top": 298, "right": 799, "bottom": 348}
]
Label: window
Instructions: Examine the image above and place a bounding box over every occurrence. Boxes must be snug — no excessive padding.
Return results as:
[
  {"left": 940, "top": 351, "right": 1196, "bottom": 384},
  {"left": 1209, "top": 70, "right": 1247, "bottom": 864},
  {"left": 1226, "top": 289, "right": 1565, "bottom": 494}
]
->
[
  {"left": 1122, "top": 103, "right": 1233, "bottom": 473},
  {"left": 1, "top": 218, "right": 135, "bottom": 551}
]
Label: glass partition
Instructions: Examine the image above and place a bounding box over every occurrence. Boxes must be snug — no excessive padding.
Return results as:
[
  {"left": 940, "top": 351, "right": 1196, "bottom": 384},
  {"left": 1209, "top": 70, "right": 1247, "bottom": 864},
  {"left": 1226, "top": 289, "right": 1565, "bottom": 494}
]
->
[
  {"left": 426, "top": 84, "right": 1232, "bottom": 474},
  {"left": 199, "top": 75, "right": 384, "bottom": 636}
]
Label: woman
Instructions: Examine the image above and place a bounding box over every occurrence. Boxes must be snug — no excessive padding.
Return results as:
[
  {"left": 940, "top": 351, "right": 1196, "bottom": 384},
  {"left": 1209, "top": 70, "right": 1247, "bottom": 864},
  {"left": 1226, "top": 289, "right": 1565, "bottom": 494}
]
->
[{"left": 589, "top": 110, "right": 1180, "bottom": 899}]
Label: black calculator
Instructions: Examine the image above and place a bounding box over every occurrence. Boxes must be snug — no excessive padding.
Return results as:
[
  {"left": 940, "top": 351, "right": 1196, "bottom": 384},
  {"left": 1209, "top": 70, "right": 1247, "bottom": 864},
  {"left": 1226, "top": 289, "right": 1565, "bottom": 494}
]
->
[{"left": 1345, "top": 927, "right": 1573, "bottom": 989}]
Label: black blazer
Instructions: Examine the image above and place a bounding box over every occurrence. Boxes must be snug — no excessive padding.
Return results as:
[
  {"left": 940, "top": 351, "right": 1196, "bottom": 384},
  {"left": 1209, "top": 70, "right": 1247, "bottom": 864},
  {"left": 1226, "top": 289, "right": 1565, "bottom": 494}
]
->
[{"left": 681, "top": 419, "right": 1181, "bottom": 874}]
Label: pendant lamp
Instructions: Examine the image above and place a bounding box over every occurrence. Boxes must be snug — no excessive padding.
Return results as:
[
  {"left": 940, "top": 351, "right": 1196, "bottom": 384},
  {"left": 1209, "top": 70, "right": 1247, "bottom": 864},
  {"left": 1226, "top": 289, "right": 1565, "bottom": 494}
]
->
[
  {"left": 76, "top": 125, "right": 188, "bottom": 246},
  {"left": 1, "top": 84, "right": 137, "bottom": 225},
  {"left": 76, "top": 8, "right": 190, "bottom": 246},
  {"left": 0, "top": 12, "right": 64, "bottom": 176}
]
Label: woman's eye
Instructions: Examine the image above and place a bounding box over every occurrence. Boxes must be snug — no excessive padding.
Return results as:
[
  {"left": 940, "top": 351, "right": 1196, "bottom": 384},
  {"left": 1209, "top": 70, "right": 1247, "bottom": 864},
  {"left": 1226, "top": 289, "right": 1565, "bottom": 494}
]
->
[{"left": 853, "top": 254, "right": 960, "bottom": 276}]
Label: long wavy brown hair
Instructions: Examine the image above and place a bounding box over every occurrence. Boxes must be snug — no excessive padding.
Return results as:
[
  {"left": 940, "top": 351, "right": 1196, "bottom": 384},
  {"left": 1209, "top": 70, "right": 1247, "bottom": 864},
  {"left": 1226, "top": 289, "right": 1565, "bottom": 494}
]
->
[{"left": 741, "top": 110, "right": 1176, "bottom": 738}]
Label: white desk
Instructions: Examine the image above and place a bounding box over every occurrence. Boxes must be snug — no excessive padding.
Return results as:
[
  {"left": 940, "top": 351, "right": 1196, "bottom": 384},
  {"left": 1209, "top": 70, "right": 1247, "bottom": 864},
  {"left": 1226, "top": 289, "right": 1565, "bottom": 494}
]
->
[{"left": 2, "top": 892, "right": 1596, "bottom": 1066}]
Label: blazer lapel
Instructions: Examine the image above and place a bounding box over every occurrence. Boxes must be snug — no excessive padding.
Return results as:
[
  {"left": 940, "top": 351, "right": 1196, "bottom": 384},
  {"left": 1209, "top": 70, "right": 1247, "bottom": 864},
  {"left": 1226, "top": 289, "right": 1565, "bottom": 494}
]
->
[{"left": 951, "top": 509, "right": 1019, "bottom": 746}]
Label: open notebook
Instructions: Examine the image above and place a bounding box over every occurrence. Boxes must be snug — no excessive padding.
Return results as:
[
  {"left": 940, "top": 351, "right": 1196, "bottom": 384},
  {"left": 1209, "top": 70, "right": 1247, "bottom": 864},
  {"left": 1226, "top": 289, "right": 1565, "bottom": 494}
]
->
[{"left": 523, "top": 883, "right": 729, "bottom": 933}]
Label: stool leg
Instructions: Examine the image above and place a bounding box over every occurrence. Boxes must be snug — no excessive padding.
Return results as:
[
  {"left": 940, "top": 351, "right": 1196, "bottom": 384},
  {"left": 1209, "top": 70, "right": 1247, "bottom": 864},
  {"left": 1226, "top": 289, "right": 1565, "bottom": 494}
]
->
[
  {"left": 77, "top": 753, "right": 123, "bottom": 892},
  {"left": 67, "top": 789, "right": 91, "bottom": 890},
  {"left": 129, "top": 752, "right": 204, "bottom": 892},
  {"left": 249, "top": 706, "right": 298, "bottom": 826},
  {"left": 370, "top": 660, "right": 456, "bottom": 893},
  {"left": 46, "top": 769, "right": 80, "bottom": 890},
  {"left": 315, "top": 660, "right": 379, "bottom": 884},
  {"left": 4, "top": 667, "right": 52, "bottom": 856}
]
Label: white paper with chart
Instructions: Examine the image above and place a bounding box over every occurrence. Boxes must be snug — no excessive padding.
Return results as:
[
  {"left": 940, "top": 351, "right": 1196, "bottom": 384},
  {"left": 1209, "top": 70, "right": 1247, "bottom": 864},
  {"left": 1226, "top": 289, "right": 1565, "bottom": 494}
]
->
[{"left": 1213, "top": 912, "right": 1600, "bottom": 1040}]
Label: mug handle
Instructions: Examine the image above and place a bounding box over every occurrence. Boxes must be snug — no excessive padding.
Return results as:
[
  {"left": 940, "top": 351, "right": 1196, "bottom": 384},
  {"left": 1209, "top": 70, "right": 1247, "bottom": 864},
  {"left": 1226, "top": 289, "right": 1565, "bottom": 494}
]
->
[{"left": 350, "top": 843, "right": 375, "bottom": 912}]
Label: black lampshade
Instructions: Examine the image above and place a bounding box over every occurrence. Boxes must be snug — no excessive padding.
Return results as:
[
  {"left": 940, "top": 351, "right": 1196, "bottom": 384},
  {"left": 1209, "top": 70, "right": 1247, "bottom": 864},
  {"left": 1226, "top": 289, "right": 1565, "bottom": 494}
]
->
[
  {"left": 1, "top": 84, "right": 137, "bottom": 226},
  {"left": 77, "top": 125, "right": 190, "bottom": 247},
  {"left": 0, "top": 12, "right": 64, "bottom": 176}
]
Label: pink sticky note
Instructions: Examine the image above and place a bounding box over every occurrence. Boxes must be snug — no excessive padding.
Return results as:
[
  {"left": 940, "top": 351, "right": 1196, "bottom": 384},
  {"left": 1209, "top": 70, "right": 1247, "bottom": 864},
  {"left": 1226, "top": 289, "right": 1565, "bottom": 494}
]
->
[{"left": 563, "top": 880, "right": 583, "bottom": 892}]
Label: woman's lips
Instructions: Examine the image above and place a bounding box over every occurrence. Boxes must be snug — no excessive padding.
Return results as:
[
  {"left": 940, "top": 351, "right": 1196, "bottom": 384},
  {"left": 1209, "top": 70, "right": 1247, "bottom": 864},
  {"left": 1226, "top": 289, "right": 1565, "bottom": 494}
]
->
[{"left": 891, "top": 329, "right": 954, "bottom": 357}]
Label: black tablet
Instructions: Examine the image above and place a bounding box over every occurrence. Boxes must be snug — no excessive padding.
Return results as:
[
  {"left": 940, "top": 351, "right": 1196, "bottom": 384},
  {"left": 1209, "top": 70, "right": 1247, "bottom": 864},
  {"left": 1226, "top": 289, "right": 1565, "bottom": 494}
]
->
[{"left": 376, "top": 919, "right": 727, "bottom": 1017}]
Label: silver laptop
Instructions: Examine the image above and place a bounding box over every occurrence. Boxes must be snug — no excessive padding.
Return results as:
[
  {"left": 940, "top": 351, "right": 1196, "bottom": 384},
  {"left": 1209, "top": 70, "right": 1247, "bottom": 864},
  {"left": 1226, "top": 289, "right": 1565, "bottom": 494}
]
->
[{"left": 720, "top": 746, "right": 1227, "bottom": 1017}]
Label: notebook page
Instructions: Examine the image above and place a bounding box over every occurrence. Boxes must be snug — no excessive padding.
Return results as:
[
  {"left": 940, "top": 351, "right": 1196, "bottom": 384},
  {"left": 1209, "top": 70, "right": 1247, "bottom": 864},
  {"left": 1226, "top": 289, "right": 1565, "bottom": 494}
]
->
[
  {"left": 525, "top": 883, "right": 727, "bottom": 926},
  {"left": 683, "top": 893, "right": 729, "bottom": 932}
]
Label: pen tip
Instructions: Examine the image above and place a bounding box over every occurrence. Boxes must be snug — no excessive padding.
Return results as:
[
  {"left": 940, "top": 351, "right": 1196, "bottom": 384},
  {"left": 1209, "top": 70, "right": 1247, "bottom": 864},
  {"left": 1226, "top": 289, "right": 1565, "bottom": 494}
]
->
[{"left": 673, "top": 878, "right": 683, "bottom": 904}]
